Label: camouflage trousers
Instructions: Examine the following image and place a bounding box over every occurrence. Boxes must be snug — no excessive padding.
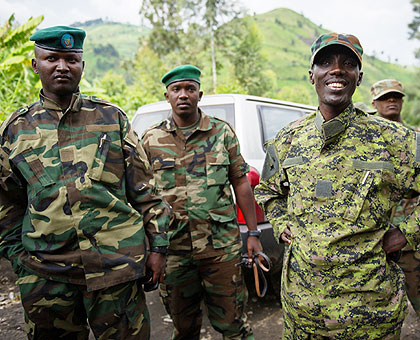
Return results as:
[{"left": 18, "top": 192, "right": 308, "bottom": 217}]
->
[
  {"left": 282, "top": 310, "right": 401, "bottom": 340},
  {"left": 398, "top": 249, "right": 420, "bottom": 317},
  {"left": 16, "top": 267, "right": 150, "bottom": 340},
  {"left": 159, "top": 250, "right": 254, "bottom": 340}
]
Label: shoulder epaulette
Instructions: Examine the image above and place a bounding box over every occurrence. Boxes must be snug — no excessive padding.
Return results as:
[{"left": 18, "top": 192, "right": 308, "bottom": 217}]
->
[
  {"left": 0, "top": 104, "right": 32, "bottom": 136},
  {"left": 82, "top": 94, "right": 127, "bottom": 116}
]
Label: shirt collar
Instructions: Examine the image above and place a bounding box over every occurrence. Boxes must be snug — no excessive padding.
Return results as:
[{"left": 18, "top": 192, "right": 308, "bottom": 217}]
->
[
  {"left": 164, "top": 108, "right": 212, "bottom": 132},
  {"left": 315, "top": 103, "right": 355, "bottom": 143},
  {"left": 39, "top": 90, "right": 82, "bottom": 113}
]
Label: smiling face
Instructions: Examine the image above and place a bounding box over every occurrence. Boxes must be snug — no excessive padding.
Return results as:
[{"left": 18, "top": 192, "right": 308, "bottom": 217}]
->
[
  {"left": 164, "top": 80, "right": 203, "bottom": 127},
  {"left": 32, "top": 46, "right": 84, "bottom": 107},
  {"left": 309, "top": 45, "right": 363, "bottom": 119},
  {"left": 372, "top": 92, "right": 404, "bottom": 122}
]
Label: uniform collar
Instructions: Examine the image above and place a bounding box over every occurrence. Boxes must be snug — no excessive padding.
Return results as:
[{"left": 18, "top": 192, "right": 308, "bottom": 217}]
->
[
  {"left": 39, "top": 90, "right": 82, "bottom": 113},
  {"left": 315, "top": 103, "right": 355, "bottom": 143},
  {"left": 164, "top": 108, "right": 212, "bottom": 132}
]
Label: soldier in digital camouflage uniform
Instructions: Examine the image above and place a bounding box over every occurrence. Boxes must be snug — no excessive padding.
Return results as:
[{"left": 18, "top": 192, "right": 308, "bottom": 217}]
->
[
  {"left": 0, "top": 26, "right": 171, "bottom": 340},
  {"left": 255, "top": 32, "right": 420, "bottom": 339},
  {"left": 141, "top": 65, "right": 262, "bottom": 340},
  {"left": 371, "top": 79, "right": 420, "bottom": 319}
]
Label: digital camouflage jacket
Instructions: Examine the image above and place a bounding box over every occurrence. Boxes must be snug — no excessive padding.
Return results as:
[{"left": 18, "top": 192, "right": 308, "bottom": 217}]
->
[
  {"left": 141, "top": 110, "right": 249, "bottom": 259},
  {"left": 0, "top": 92, "right": 171, "bottom": 291},
  {"left": 255, "top": 105, "right": 420, "bottom": 338}
]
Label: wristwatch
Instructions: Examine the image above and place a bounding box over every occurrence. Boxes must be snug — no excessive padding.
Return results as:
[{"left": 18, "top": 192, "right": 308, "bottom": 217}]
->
[
  {"left": 150, "top": 246, "right": 168, "bottom": 255},
  {"left": 247, "top": 230, "right": 261, "bottom": 238}
]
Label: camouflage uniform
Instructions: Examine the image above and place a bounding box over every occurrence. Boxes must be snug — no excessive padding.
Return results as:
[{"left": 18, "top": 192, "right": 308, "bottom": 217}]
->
[
  {"left": 255, "top": 105, "right": 420, "bottom": 339},
  {"left": 141, "top": 110, "right": 254, "bottom": 340},
  {"left": 392, "top": 123, "right": 420, "bottom": 318},
  {"left": 0, "top": 91, "right": 171, "bottom": 339}
]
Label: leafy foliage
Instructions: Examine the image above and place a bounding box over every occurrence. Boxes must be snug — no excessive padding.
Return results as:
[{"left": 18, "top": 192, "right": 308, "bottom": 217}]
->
[{"left": 0, "top": 14, "right": 43, "bottom": 120}]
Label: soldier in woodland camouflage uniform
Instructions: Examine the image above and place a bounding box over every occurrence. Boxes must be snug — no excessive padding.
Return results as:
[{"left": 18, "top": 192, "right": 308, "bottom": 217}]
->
[
  {"left": 255, "top": 33, "right": 420, "bottom": 339},
  {"left": 0, "top": 26, "right": 171, "bottom": 340},
  {"left": 371, "top": 79, "right": 420, "bottom": 318},
  {"left": 141, "top": 65, "right": 262, "bottom": 340}
]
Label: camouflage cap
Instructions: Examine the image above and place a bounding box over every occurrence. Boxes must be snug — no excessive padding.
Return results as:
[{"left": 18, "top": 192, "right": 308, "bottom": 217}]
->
[
  {"left": 371, "top": 79, "right": 405, "bottom": 101},
  {"left": 30, "top": 26, "right": 86, "bottom": 52},
  {"left": 161, "top": 65, "right": 201, "bottom": 87},
  {"left": 310, "top": 32, "right": 363, "bottom": 68}
]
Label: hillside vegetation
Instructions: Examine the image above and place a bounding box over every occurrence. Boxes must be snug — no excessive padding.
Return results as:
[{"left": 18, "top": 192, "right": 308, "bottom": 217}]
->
[{"left": 77, "top": 8, "right": 415, "bottom": 112}]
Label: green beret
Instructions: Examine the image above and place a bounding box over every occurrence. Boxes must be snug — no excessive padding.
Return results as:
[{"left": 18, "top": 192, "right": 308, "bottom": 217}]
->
[
  {"left": 161, "top": 65, "right": 201, "bottom": 87},
  {"left": 30, "top": 26, "right": 86, "bottom": 52},
  {"left": 310, "top": 32, "right": 363, "bottom": 68}
]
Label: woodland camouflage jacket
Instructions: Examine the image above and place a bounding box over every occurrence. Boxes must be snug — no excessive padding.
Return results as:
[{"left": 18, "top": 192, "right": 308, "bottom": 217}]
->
[
  {"left": 255, "top": 105, "right": 420, "bottom": 338},
  {"left": 141, "top": 110, "right": 249, "bottom": 259},
  {"left": 0, "top": 92, "right": 171, "bottom": 291}
]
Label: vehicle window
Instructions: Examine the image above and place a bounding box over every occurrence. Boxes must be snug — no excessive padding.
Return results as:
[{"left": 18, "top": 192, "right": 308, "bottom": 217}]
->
[
  {"left": 133, "top": 110, "right": 170, "bottom": 137},
  {"left": 199, "top": 104, "right": 235, "bottom": 127},
  {"left": 258, "top": 105, "right": 303, "bottom": 144}
]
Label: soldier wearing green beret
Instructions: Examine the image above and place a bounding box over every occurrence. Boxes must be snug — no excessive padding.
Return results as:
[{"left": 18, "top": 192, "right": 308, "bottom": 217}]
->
[
  {"left": 255, "top": 32, "right": 420, "bottom": 338},
  {"left": 0, "top": 26, "right": 172, "bottom": 339},
  {"left": 372, "top": 79, "right": 420, "bottom": 319},
  {"left": 141, "top": 64, "right": 261, "bottom": 339}
]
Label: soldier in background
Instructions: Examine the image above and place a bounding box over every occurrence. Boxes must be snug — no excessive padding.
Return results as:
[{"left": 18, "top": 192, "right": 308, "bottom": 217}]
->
[
  {"left": 0, "top": 26, "right": 171, "bottom": 339},
  {"left": 371, "top": 79, "right": 420, "bottom": 318},
  {"left": 141, "top": 64, "right": 261, "bottom": 340},
  {"left": 255, "top": 33, "right": 420, "bottom": 338}
]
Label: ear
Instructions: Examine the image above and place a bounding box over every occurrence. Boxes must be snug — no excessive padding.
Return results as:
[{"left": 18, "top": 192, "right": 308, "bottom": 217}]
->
[
  {"left": 198, "top": 91, "right": 203, "bottom": 101},
  {"left": 32, "top": 59, "right": 38, "bottom": 74},
  {"left": 371, "top": 100, "right": 377, "bottom": 109},
  {"left": 357, "top": 71, "right": 363, "bottom": 86},
  {"left": 308, "top": 70, "right": 314, "bottom": 85},
  {"left": 82, "top": 60, "right": 85, "bottom": 73},
  {"left": 164, "top": 92, "right": 169, "bottom": 102}
]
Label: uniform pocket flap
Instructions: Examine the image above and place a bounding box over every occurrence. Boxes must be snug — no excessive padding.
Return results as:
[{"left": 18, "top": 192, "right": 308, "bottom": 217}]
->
[
  {"left": 152, "top": 158, "right": 176, "bottom": 170},
  {"left": 282, "top": 156, "right": 305, "bottom": 168},
  {"left": 209, "top": 209, "right": 236, "bottom": 223},
  {"left": 206, "top": 152, "right": 230, "bottom": 165}
]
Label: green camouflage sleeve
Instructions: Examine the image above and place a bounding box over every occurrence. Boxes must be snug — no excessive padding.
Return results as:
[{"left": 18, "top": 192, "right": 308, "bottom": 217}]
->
[
  {"left": 255, "top": 138, "right": 290, "bottom": 237},
  {"left": 393, "top": 130, "right": 420, "bottom": 250},
  {"left": 0, "top": 131, "right": 26, "bottom": 267},
  {"left": 225, "top": 123, "right": 249, "bottom": 179},
  {"left": 122, "top": 119, "right": 171, "bottom": 248}
]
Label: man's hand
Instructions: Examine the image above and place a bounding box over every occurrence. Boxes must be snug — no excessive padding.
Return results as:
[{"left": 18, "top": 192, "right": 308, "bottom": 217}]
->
[
  {"left": 146, "top": 252, "right": 166, "bottom": 284},
  {"left": 383, "top": 226, "right": 407, "bottom": 254},
  {"left": 280, "top": 225, "right": 294, "bottom": 244},
  {"left": 247, "top": 235, "right": 263, "bottom": 262}
]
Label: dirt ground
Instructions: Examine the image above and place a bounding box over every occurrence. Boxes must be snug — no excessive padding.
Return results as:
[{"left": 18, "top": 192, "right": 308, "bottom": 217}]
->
[{"left": 1, "top": 258, "right": 419, "bottom": 339}]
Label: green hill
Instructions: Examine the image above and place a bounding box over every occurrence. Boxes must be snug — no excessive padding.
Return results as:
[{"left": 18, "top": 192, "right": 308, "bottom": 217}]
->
[
  {"left": 250, "top": 8, "right": 414, "bottom": 106},
  {"left": 75, "top": 9, "right": 415, "bottom": 108},
  {"left": 73, "top": 19, "right": 149, "bottom": 80}
]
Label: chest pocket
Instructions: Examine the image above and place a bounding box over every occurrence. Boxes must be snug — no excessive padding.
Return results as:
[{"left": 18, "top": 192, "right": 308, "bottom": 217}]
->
[
  {"left": 152, "top": 158, "right": 176, "bottom": 189},
  {"left": 10, "top": 134, "right": 55, "bottom": 194},
  {"left": 206, "top": 151, "right": 230, "bottom": 186},
  {"left": 87, "top": 124, "right": 123, "bottom": 185},
  {"left": 284, "top": 157, "right": 395, "bottom": 223},
  {"left": 17, "top": 146, "right": 55, "bottom": 193}
]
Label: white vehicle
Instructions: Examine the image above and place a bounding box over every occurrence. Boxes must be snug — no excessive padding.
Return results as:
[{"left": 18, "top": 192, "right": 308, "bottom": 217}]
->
[{"left": 131, "top": 94, "right": 316, "bottom": 296}]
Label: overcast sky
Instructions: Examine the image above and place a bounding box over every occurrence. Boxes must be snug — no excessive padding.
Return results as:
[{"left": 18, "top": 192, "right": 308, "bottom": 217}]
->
[{"left": 0, "top": 0, "right": 418, "bottom": 65}]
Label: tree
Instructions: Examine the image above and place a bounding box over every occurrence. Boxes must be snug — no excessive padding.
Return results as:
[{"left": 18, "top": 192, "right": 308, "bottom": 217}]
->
[
  {"left": 0, "top": 14, "right": 44, "bottom": 120},
  {"left": 137, "top": 0, "right": 271, "bottom": 94},
  {"left": 406, "top": 0, "right": 420, "bottom": 126}
]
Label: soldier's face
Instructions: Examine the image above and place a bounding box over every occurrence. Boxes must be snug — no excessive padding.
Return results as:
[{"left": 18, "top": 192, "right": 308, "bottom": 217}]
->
[
  {"left": 309, "top": 45, "right": 363, "bottom": 113},
  {"left": 32, "top": 47, "right": 84, "bottom": 99},
  {"left": 165, "top": 81, "right": 203, "bottom": 118},
  {"left": 372, "top": 92, "right": 404, "bottom": 120}
]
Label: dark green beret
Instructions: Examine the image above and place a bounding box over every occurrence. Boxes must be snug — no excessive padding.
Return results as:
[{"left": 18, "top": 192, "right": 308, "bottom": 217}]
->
[
  {"left": 30, "top": 26, "right": 86, "bottom": 52},
  {"left": 161, "top": 65, "right": 201, "bottom": 87}
]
